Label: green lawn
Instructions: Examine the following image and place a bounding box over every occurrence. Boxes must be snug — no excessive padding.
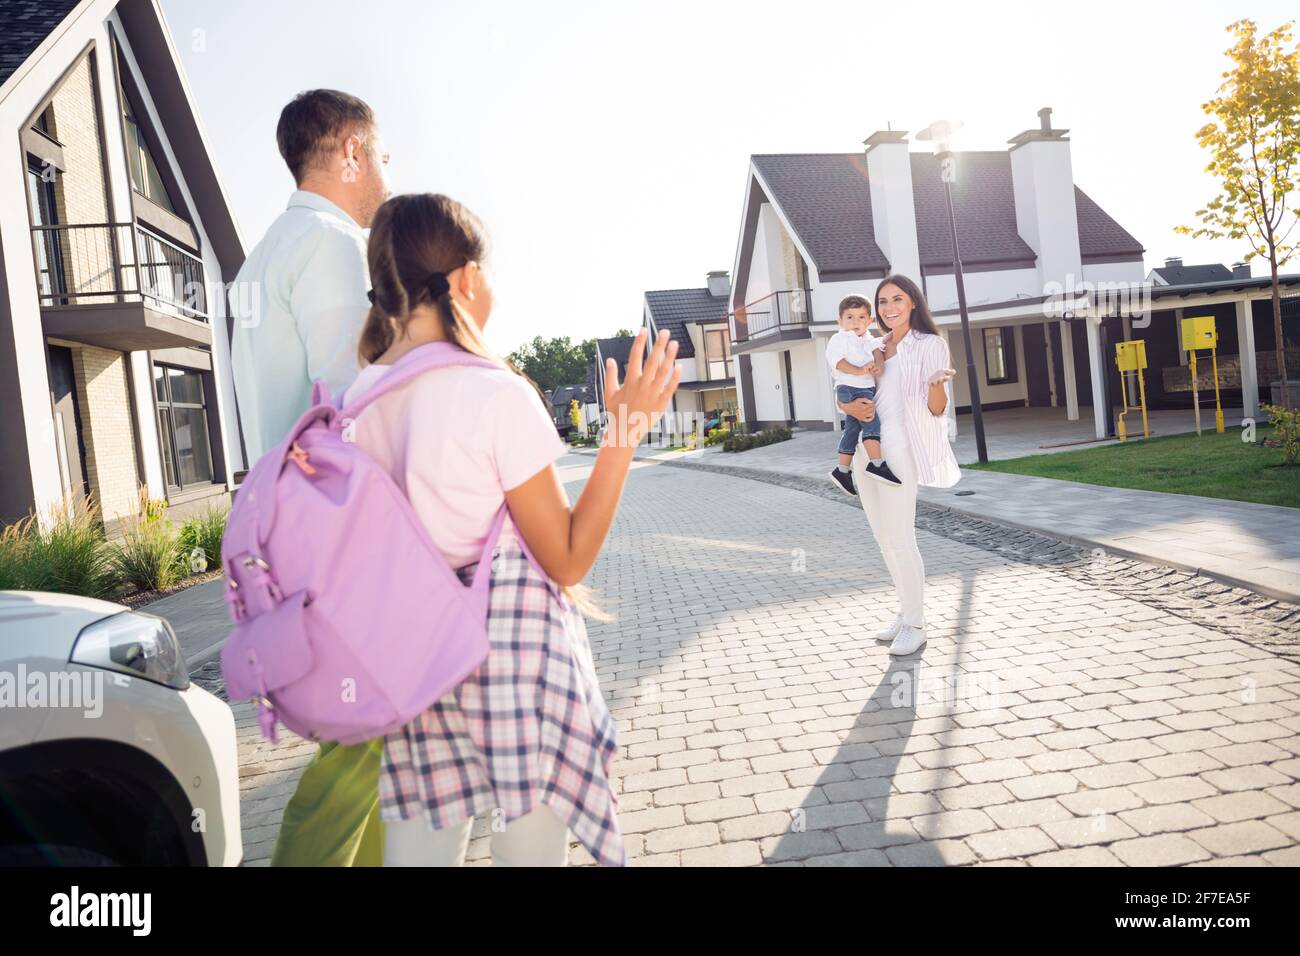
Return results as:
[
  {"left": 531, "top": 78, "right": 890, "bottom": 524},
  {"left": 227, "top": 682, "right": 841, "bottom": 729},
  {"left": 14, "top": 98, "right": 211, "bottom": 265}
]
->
[{"left": 966, "top": 424, "right": 1300, "bottom": 509}]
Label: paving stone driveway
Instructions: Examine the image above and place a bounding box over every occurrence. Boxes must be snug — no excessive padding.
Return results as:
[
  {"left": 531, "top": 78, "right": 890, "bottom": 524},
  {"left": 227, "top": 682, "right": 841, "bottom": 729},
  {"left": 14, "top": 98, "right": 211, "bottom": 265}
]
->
[{"left": 227, "top": 458, "right": 1300, "bottom": 866}]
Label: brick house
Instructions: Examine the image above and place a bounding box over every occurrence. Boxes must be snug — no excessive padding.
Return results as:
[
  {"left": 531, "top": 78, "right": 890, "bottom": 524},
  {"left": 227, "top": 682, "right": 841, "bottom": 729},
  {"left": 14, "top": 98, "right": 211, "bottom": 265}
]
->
[{"left": 0, "top": 0, "right": 245, "bottom": 533}]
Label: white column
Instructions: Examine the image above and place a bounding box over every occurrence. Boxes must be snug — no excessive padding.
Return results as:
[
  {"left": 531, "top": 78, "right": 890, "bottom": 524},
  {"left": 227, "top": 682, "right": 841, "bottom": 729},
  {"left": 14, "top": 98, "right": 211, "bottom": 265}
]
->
[
  {"left": 1060, "top": 319, "right": 1079, "bottom": 421},
  {"left": 1236, "top": 297, "right": 1259, "bottom": 421},
  {"left": 1086, "top": 317, "right": 1107, "bottom": 439}
]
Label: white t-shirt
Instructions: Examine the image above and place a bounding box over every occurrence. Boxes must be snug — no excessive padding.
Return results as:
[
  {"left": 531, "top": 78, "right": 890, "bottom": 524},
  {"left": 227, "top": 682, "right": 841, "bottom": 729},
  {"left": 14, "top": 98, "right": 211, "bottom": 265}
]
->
[
  {"left": 826, "top": 329, "right": 883, "bottom": 388},
  {"left": 342, "top": 351, "right": 566, "bottom": 568}
]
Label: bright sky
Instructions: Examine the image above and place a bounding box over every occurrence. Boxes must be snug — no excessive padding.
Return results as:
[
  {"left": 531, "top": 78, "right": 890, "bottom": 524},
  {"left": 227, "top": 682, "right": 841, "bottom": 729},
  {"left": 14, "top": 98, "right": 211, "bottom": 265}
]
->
[{"left": 161, "top": 0, "right": 1296, "bottom": 355}]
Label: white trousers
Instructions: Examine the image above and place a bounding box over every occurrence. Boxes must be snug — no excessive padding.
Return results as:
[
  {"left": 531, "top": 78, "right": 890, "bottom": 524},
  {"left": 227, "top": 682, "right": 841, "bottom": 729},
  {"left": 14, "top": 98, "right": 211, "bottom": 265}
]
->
[
  {"left": 383, "top": 805, "right": 570, "bottom": 867},
  {"left": 853, "top": 428, "right": 925, "bottom": 629}
]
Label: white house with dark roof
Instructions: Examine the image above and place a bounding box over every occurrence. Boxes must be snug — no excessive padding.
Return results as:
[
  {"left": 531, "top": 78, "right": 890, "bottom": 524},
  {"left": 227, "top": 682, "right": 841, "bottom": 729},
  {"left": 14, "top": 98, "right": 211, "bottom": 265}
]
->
[
  {"left": 642, "top": 271, "right": 738, "bottom": 439},
  {"left": 728, "top": 110, "right": 1154, "bottom": 441},
  {"left": 0, "top": 0, "right": 246, "bottom": 531}
]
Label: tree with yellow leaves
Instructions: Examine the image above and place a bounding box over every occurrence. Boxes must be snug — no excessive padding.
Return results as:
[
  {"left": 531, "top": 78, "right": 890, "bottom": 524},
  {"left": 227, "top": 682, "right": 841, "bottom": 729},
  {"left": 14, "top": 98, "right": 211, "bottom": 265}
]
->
[{"left": 1179, "top": 18, "right": 1300, "bottom": 409}]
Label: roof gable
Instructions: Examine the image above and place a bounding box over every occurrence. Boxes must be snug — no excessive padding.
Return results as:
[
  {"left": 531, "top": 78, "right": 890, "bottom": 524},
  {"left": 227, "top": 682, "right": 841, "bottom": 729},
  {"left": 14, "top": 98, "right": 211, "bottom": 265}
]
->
[
  {"left": 749, "top": 151, "right": 1143, "bottom": 277},
  {"left": 644, "top": 287, "right": 730, "bottom": 358}
]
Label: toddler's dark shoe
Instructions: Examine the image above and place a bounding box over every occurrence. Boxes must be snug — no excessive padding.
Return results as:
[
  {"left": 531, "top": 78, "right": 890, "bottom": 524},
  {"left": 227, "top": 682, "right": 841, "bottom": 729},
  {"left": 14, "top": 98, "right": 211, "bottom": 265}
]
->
[
  {"left": 864, "top": 460, "right": 902, "bottom": 486},
  {"left": 828, "top": 468, "right": 857, "bottom": 496}
]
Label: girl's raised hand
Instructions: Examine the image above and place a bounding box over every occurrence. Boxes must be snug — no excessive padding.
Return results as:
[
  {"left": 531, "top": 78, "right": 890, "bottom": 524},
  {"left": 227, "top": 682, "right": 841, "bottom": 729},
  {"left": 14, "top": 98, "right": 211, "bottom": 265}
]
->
[
  {"left": 927, "top": 368, "right": 957, "bottom": 386},
  {"left": 603, "top": 328, "right": 681, "bottom": 448}
]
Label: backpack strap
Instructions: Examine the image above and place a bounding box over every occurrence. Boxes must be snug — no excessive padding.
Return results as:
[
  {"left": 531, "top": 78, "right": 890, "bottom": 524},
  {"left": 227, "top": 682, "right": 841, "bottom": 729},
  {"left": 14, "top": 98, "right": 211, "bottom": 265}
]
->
[{"left": 334, "top": 342, "right": 502, "bottom": 424}]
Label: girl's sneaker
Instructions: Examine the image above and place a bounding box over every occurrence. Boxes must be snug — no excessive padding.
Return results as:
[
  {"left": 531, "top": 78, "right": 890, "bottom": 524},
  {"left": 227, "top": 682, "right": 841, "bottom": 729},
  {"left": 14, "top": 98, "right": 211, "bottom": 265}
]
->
[
  {"left": 828, "top": 468, "right": 856, "bottom": 496},
  {"left": 864, "top": 460, "right": 902, "bottom": 487}
]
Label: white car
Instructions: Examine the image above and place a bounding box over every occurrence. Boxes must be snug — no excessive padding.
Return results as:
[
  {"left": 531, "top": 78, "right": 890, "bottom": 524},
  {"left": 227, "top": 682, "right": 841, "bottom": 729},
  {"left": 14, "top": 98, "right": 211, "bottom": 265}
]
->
[{"left": 0, "top": 591, "right": 241, "bottom": 866}]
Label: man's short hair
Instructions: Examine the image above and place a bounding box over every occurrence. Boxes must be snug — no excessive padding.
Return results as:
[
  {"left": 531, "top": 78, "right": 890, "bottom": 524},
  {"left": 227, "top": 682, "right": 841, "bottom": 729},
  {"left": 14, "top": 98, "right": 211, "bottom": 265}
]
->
[
  {"left": 838, "top": 294, "right": 871, "bottom": 317},
  {"left": 276, "top": 89, "right": 376, "bottom": 184}
]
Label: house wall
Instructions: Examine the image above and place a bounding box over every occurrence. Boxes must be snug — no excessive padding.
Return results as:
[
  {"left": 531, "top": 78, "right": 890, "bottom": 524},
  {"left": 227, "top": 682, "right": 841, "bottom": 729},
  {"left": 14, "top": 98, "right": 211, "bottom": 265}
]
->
[
  {"left": 744, "top": 203, "right": 801, "bottom": 304},
  {"left": 0, "top": 7, "right": 241, "bottom": 528},
  {"left": 922, "top": 267, "right": 1041, "bottom": 315},
  {"left": 112, "top": 9, "right": 243, "bottom": 484}
]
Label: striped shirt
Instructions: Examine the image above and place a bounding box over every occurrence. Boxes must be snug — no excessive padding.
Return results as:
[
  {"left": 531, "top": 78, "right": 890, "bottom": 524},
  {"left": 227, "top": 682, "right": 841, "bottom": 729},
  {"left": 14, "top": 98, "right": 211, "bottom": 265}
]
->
[{"left": 886, "top": 331, "right": 961, "bottom": 488}]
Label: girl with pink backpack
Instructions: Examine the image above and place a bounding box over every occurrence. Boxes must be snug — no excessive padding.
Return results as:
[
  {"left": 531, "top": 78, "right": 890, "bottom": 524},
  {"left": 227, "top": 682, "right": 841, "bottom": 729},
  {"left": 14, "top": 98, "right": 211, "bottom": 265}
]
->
[{"left": 343, "top": 193, "right": 679, "bottom": 866}]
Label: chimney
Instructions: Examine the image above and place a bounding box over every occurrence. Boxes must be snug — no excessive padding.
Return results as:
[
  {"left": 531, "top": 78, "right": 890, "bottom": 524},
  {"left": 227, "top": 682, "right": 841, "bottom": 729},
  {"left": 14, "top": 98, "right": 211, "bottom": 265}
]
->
[
  {"left": 1232, "top": 261, "right": 1251, "bottom": 278},
  {"left": 706, "top": 270, "right": 730, "bottom": 298},
  {"left": 1008, "top": 108, "right": 1081, "bottom": 286},
  {"left": 863, "top": 130, "right": 920, "bottom": 279},
  {"left": 1164, "top": 256, "right": 1183, "bottom": 269}
]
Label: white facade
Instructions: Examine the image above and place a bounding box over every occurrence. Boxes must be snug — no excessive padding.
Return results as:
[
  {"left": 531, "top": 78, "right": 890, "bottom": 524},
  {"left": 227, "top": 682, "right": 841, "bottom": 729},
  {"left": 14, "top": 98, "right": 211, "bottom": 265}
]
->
[{"left": 0, "top": 0, "right": 245, "bottom": 528}]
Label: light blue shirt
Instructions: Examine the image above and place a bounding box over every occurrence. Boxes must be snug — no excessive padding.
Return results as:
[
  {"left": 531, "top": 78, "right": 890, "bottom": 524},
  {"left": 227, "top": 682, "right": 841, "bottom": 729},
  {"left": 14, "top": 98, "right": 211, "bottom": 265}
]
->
[{"left": 230, "top": 191, "right": 370, "bottom": 465}]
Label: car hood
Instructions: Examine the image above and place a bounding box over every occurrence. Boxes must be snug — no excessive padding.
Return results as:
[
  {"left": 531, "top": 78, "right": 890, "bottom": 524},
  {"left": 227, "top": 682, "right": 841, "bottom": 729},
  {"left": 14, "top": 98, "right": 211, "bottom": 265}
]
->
[{"left": 0, "top": 591, "right": 127, "bottom": 660}]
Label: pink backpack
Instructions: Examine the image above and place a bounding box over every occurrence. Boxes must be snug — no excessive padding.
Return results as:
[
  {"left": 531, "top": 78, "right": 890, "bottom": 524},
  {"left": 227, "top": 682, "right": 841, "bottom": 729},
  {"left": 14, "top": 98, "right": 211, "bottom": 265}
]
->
[{"left": 221, "top": 343, "right": 508, "bottom": 744}]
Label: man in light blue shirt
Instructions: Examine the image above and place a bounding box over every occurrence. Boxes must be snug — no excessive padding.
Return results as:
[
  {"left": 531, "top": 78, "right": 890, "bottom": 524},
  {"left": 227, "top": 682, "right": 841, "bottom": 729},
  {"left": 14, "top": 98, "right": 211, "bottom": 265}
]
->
[
  {"left": 231, "top": 89, "right": 390, "bottom": 464},
  {"left": 229, "top": 90, "right": 390, "bottom": 868}
]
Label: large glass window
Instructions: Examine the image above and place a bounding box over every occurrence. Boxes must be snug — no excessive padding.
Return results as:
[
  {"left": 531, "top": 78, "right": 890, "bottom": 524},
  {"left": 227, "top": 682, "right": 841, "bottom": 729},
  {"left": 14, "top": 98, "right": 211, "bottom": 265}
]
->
[
  {"left": 983, "top": 327, "right": 1018, "bottom": 386},
  {"left": 154, "top": 365, "right": 213, "bottom": 488},
  {"left": 27, "top": 161, "right": 64, "bottom": 300},
  {"left": 704, "top": 327, "right": 733, "bottom": 381},
  {"left": 122, "top": 95, "right": 175, "bottom": 212}
]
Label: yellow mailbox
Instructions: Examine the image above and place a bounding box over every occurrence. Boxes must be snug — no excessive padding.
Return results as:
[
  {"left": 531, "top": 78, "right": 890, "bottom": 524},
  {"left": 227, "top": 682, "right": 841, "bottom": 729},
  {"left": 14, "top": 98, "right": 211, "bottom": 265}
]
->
[
  {"left": 1114, "top": 341, "right": 1150, "bottom": 441},
  {"left": 1181, "top": 315, "right": 1224, "bottom": 434},
  {"left": 1115, "top": 339, "right": 1147, "bottom": 373},
  {"left": 1180, "top": 315, "right": 1217, "bottom": 351}
]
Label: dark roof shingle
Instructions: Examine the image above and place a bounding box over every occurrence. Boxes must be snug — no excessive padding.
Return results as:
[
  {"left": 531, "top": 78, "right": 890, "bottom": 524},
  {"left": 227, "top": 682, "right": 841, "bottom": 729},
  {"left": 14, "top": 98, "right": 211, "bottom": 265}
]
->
[
  {"left": 0, "top": 0, "right": 81, "bottom": 89},
  {"left": 750, "top": 151, "right": 1143, "bottom": 277},
  {"left": 643, "top": 287, "right": 730, "bottom": 358},
  {"left": 1150, "top": 262, "right": 1234, "bottom": 285}
]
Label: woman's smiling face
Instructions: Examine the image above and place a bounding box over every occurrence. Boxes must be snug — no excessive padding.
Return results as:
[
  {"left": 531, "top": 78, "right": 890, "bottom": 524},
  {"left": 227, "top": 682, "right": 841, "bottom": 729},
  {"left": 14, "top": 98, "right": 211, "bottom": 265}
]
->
[{"left": 876, "top": 283, "right": 913, "bottom": 332}]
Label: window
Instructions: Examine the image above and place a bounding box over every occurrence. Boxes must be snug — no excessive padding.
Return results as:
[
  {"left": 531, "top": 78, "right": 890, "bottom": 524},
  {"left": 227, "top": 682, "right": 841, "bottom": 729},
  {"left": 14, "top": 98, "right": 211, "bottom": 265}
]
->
[
  {"left": 27, "top": 160, "right": 64, "bottom": 299},
  {"left": 983, "top": 327, "right": 1018, "bottom": 385},
  {"left": 122, "top": 95, "right": 175, "bottom": 212},
  {"left": 704, "top": 328, "right": 733, "bottom": 381},
  {"left": 154, "top": 365, "right": 214, "bottom": 488}
]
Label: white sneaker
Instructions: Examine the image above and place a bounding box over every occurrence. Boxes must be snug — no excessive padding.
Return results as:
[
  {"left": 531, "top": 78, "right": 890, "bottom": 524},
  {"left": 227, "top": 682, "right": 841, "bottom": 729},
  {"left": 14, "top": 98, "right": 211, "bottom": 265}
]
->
[
  {"left": 876, "top": 614, "right": 905, "bottom": 643},
  {"left": 888, "top": 625, "right": 927, "bottom": 656}
]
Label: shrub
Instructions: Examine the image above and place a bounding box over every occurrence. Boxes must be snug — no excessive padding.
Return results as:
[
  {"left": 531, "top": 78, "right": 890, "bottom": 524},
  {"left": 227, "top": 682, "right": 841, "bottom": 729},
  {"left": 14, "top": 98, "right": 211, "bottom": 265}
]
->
[
  {"left": 177, "top": 505, "right": 228, "bottom": 574},
  {"left": 1262, "top": 404, "right": 1300, "bottom": 466},
  {"left": 723, "top": 425, "right": 792, "bottom": 453},
  {"left": 109, "top": 490, "right": 181, "bottom": 592},
  {"left": 110, "top": 522, "right": 182, "bottom": 592},
  {"left": 0, "top": 502, "right": 117, "bottom": 598}
]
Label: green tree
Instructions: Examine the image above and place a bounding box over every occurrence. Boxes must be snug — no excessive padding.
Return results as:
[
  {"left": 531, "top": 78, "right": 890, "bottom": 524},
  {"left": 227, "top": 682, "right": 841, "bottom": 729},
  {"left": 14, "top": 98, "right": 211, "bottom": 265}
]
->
[
  {"left": 1179, "top": 18, "right": 1300, "bottom": 408},
  {"left": 508, "top": 336, "right": 597, "bottom": 392}
]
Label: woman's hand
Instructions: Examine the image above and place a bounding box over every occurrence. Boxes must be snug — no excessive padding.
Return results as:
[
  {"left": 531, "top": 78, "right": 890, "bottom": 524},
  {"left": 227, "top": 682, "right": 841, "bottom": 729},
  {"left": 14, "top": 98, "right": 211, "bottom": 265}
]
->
[
  {"left": 839, "top": 397, "right": 875, "bottom": 422},
  {"left": 603, "top": 328, "right": 681, "bottom": 448},
  {"left": 926, "top": 368, "right": 953, "bottom": 416}
]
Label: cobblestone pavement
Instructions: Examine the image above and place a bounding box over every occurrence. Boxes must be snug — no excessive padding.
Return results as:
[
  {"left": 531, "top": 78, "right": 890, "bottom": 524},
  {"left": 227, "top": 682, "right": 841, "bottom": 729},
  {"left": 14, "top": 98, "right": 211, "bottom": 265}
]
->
[{"left": 204, "top": 458, "right": 1300, "bottom": 866}]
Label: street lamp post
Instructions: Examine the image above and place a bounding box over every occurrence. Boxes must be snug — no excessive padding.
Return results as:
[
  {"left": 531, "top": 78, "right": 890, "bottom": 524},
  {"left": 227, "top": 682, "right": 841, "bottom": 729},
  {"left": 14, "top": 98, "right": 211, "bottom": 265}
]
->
[{"left": 917, "top": 120, "right": 988, "bottom": 464}]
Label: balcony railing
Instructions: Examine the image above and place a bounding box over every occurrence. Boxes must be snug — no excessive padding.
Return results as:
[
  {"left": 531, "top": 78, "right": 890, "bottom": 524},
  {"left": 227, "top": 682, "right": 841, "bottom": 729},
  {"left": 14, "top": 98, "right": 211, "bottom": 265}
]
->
[
  {"left": 31, "top": 222, "right": 208, "bottom": 321},
  {"left": 730, "top": 289, "right": 812, "bottom": 345}
]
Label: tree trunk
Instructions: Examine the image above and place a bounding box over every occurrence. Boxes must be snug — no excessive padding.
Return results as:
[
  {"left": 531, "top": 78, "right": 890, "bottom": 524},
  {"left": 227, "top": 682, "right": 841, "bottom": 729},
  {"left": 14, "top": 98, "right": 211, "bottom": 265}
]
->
[{"left": 1271, "top": 251, "right": 1291, "bottom": 409}]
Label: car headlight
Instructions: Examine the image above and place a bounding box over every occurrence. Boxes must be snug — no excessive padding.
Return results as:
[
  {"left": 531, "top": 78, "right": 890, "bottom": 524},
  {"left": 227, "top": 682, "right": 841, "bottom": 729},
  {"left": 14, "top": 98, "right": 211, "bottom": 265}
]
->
[{"left": 70, "top": 611, "right": 190, "bottom": 690}]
